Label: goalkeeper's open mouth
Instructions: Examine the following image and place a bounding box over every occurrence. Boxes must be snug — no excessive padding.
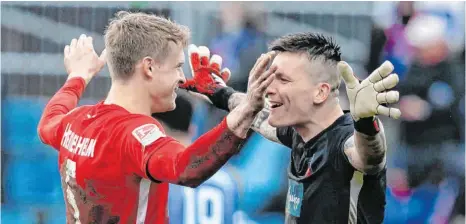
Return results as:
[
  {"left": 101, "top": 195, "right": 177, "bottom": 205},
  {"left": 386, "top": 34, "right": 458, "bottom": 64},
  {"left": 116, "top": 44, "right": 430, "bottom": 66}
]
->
[{"left": 270, "top": 101, "right": 283, "bottom": 109}]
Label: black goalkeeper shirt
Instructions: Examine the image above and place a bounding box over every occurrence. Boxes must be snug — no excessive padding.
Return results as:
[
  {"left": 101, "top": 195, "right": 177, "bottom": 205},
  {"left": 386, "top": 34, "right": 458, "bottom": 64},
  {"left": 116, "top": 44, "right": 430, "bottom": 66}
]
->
[{"left": 277, "top": 112, "right": 381, "bottom": 224}]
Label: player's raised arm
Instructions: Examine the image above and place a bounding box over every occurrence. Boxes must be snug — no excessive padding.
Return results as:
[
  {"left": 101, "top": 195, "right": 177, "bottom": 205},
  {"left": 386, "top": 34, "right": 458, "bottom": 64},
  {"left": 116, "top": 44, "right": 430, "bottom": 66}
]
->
[
  {"left": 182, "top": 50, "right": 281, "bottom": 143},
  {"left": 338, "top": 61, "right": 401, "bottom": 174},
  {"left": 37, "top": 34, "right": 106, "bottom": 149}
]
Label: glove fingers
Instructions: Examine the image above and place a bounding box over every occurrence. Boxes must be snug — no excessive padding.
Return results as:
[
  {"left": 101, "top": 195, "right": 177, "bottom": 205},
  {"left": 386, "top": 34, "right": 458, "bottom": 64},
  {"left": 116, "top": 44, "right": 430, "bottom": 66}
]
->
[
  {"left": 210, "top": 54, "right": 222, "bottom": 75},
  {"left": 376, "top": 91, "right": 399, "bottom": 104},
  {"left": 377, "top": 105, "right": 401, "bottom": 119},
  {"left": 337, "top": 61, "right": 359, "bottom": 89},
  {"left": 374, "top": 73, "right": 399, "bottom": 92},
  {"left": 198, "top": 46, "right": 210, "bottom": 66},
  {"left": 188, "top": 44, "right": 201, "bottom": 75},
  {"left": 367, "top": 60, "right": 394, "bottom": 84},
  {"left": 220, "top": 68, "right": 231, "bottom": 83}
]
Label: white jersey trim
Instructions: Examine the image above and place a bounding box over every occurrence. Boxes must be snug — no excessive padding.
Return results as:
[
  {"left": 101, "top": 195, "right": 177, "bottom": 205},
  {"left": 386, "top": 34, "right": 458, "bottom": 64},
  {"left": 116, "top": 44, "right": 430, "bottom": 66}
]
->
[{"left": 137, "top": 179, "right": 151, "bottom": 223}]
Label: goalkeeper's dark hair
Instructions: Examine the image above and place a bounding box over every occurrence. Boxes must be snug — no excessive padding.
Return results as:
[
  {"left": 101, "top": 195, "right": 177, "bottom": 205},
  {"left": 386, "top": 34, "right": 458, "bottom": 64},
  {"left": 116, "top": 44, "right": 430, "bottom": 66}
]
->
[
  {"left": 269, "top": 32, "right": 342, "bottom": 95},
  {"left": 269, "top": 32, "right": 341, "bottom": 63}
]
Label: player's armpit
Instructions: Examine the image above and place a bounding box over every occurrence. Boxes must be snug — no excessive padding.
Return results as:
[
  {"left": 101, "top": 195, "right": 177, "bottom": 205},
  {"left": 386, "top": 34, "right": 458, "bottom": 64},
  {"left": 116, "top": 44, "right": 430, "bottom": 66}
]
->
[
  {"left": 144, "top": 118, "right": 244, "bottom": 188},
  {"left": 343, "top": 132, "right": 387, "bottom": 175},
  {"left": 37, "top": 77, "right": 86, "bottom": 150}
]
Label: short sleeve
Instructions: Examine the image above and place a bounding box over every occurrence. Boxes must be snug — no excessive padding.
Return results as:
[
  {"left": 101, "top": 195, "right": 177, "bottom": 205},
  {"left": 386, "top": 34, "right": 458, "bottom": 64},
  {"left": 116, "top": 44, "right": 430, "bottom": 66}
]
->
[
  {"left": 340, "top": 134, "right": 354, "bottom": 165},
  {"left": 331, "top": 132, "right": 355, "bottom": 175},
  {"left": 276, "top": 126, "right": 294, "bottom": 148},
  {"left": 120, "top": 115, "right": 174, "bottom": 179}
]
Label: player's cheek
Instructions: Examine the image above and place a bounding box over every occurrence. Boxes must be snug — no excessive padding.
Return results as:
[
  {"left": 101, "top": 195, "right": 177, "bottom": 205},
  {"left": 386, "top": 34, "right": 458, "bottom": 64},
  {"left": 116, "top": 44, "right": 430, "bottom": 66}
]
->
[{"left": 283, "top": 94, "right": 292, "bottom": 110}]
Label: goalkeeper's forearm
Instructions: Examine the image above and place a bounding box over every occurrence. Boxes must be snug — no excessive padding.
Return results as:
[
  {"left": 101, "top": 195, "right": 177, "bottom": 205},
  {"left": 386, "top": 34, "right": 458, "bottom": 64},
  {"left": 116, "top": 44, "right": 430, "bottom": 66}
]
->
[{"left": 352, "top": 117, "right": 387, "bottom": 174}]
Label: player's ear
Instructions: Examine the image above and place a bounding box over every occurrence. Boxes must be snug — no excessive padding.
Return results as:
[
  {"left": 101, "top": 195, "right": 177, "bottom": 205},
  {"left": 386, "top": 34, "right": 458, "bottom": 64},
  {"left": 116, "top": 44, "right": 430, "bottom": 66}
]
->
[
  {"left": 142, "top": 57, "right": 156, "bottom": 79},
  {"left": 313, "top": 82, "right": 331, "bottom": 104}
]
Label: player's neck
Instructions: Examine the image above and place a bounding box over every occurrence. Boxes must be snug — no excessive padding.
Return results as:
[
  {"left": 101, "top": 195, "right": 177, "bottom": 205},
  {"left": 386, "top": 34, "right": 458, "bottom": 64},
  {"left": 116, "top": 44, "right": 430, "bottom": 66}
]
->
[
  {"left": 104, "top": 80, "right": 152, "bottom": 116},
  {"left": 295, "top": 104, "right": 344, "bottom": 143}
]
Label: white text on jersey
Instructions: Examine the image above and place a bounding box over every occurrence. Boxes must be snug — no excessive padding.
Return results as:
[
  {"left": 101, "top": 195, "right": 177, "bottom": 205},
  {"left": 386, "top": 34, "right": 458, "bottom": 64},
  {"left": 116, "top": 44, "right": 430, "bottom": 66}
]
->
[{"left": 61, "top": 124, "right": 96, "bottom": 158}]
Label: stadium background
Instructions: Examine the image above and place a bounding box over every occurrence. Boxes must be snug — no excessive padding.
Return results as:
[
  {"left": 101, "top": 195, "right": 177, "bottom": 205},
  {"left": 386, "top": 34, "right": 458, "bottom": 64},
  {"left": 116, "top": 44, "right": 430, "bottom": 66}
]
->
[{"left": 1, "top": 1, "right": 465, "bottom": 223}]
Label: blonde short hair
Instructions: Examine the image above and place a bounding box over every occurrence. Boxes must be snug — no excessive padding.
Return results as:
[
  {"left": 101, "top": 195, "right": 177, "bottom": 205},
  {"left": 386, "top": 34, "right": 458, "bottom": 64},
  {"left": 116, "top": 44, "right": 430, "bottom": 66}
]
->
[{"left": 104, "top": 11, "right": 190, "bottom": 79}]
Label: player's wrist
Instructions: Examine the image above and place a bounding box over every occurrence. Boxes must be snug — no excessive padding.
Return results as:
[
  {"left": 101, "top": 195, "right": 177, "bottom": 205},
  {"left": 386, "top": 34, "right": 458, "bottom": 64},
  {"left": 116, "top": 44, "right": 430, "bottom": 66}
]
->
[
  {"left": 208, "top": 86, "right": 237, "bottom": 111},
  {"left": 226, "top": 102, "right": 260, "bottom": 139},
  {"left": 354, "top": 116, "right": 380, "bottom": 136},
  {"left": 68, "top": 72, "right": 93, "bottom": 86},
  {"left": 66, "top": 75, "right": 87, "bottom": 87}
]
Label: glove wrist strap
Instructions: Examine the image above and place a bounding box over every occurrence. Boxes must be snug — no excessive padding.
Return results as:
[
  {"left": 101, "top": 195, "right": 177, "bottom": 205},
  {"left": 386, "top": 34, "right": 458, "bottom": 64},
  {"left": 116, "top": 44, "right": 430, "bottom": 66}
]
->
[
  {"left": 354, "top": 116, "right": 380, "bottom": 136},
  {"left": 209, "top": 87, "right": 237, "bottom": 111}
]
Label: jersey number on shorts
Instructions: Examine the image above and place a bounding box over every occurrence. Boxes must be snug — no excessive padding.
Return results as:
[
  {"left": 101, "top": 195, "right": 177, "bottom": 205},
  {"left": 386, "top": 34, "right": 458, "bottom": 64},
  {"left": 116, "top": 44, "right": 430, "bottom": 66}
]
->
[
  {"left": 183, "top": 186, "right": 224, "bottom": 224},
  {"left": 65, "top": 159, "right": 81, "bottom": 224}
]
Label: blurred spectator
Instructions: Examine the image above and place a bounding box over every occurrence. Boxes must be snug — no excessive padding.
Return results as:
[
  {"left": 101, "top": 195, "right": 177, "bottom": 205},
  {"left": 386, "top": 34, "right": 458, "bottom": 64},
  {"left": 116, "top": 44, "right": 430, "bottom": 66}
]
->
[
  {"left": 385, "top": 168, "right": 461, "bottom": 224},
  {"left": 201, "top": 2, "right": 268, "bottom": 133},
  {"left": 210, "top": 2, "right": 268, "bottom": 93},
  {"left": 370, "top": 1, "right": 465, "bottom": 222},
  {"left": 368, "top": 1, "right": 416, "bottom": 79},
  {"left": 397, "top": 0, "right": 464, "bottom": 186}
]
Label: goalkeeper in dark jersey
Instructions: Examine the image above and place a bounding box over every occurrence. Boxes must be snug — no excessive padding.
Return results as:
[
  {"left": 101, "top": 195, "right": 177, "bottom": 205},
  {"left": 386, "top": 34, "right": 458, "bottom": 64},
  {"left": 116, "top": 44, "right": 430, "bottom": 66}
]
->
[{"left": 182, "top": 33, "right": 400, "bottom": 223}]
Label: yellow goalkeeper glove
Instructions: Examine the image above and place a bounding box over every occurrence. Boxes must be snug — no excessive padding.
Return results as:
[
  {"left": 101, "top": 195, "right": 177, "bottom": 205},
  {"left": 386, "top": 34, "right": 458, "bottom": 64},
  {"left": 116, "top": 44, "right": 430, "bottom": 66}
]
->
[{"left": 338, "top": 60, "right": 401, "bottom": 121}]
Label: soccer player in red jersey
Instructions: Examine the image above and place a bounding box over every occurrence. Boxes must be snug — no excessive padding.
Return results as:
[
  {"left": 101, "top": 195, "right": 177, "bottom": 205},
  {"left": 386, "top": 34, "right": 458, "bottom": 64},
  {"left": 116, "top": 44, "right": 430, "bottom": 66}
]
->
[{"left": 37, "top": 11, "right": 274, "bottom": 224}]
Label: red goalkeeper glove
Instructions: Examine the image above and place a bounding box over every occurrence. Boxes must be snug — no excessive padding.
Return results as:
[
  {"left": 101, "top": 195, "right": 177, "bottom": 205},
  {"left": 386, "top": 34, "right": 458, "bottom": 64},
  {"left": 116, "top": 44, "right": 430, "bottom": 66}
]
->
[{"left": 180, "top": 44, "right": 236, "bottom": 111}]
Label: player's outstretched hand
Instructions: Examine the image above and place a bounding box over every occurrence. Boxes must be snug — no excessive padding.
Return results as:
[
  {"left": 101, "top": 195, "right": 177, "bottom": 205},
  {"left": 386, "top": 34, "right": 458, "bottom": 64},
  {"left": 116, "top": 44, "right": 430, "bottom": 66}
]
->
[
  {"left": 64, "top": 34, "right": 107, "bottom": 85},
  {"left": 338, "top": 60, "right": 401, "bottom": 121},
  {"left": 246, "top": 51, "right": 277, "bottom": 111}
]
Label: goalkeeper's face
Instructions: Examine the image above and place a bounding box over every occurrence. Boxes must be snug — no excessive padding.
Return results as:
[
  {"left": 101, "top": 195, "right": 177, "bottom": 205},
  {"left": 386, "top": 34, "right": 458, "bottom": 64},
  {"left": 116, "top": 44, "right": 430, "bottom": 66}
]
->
[
  {"left": 146, "top": 42, "right": 186, "bottom": 113},
  {"left": 266, "top": 52, "right": 324, "bottom": 127}
]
